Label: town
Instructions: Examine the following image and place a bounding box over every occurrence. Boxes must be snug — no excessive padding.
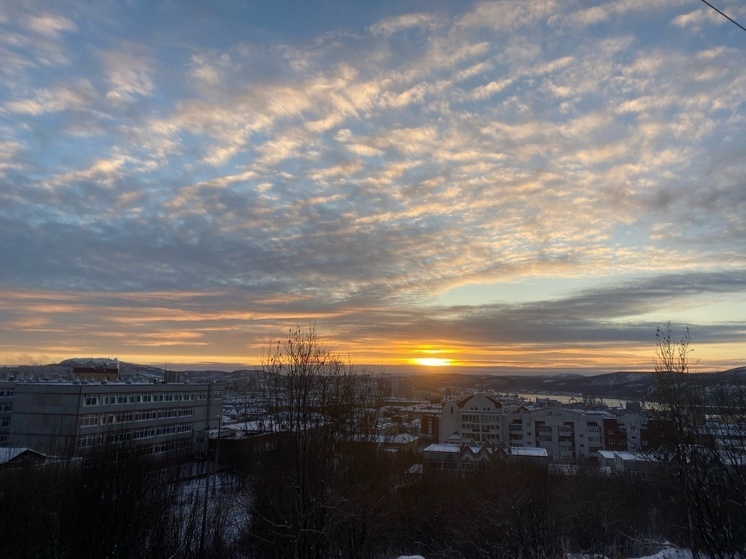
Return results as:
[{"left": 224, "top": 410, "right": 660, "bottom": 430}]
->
[{"left": 1, "top": 338, "right": 744, "bottom": 558}]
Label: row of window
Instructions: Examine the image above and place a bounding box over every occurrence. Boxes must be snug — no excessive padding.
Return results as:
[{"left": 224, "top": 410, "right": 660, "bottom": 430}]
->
[
  {"left": 80, "top": 408, "right": 194, "bottom": 428},
  {"left": 461, "top": 414, "right": 499, "bottom": 423},
  {"left": 133, "top": 423, "right": 193, "bottom": 440},
  {"left": 78, "top": 423, "right": 193, "bottom": 448},
  {"left": 0, "top": 388, "right": 15, "bottom": 398},
  {"left": 83, "top": 390, "right": 222, "bottom": 407},
  {"left": 153, "top": 438, "right": 191, "bottom": 455},
  {"left": 462, "top": 423, "right": 498, "bottom": 431},
  {"left": 0, "top": 404, "right": 12, "bottom": 413}
]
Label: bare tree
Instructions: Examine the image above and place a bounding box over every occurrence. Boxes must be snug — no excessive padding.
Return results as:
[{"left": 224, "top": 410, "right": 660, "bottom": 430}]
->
[
  {"left": 243, "top": 326, "right": 393, "bottom": 559},
  {"left": 653, "top": 322, "right": 746, "bottom": 558}
]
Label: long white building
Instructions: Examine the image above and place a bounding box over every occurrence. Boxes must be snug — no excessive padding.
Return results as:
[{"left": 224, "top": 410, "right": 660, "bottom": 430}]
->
[{"left": 0, "top": 380, "right": 223, "bottom": 458}]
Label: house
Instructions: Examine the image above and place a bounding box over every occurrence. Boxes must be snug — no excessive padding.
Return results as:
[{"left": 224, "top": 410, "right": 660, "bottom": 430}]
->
[
  {"left": 0, "top": 447, "right": 46, "bottom": 469},
  {"left": 423, "top": 439, "right": 548, "bottom": 477}
]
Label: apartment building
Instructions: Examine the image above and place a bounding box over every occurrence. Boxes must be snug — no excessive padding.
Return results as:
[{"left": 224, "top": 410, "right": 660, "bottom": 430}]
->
[
  {"left": 0, "top": 380, "right": 223, "bottom": 458},
  {"left": 441, "top": 393, "right": 504, "bottom": 443},
  {"left": 440, "top": 394, "right": 645, "bottom": 463}
]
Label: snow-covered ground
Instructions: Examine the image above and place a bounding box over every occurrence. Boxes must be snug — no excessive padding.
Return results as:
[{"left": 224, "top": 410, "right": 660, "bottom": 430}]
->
[{"left": 395, "top": 547, "right": 693, "bottom": 559}]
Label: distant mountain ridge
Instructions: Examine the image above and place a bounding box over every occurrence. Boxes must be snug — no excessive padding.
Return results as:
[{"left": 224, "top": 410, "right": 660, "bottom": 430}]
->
[
  {"left": 412, "top": 367, "right": 746, "bottom": 402},
  {"left": 4, "top": 359, "right": 743, "bottom": 403}
]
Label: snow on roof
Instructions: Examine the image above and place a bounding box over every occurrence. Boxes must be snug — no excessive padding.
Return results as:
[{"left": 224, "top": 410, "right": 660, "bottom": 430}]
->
[
  {"left": 445, "top": 432, "right": 462, "bottom": 443},
  {"left": 615, "top": 451, "right": 656, "bottom": 462},
  {"left": 597, "top": 450, "right": 616, "bottom": 459},
  {"left": 0, "top": 447, "right": 28, "bottom": 464},
  {"left": 349, "top": 434, "right": 419, "bottom": 445},
  {"left": 390, "top": 433, "right": 418, "bottom": 444},
  {"left": 0, "top": 447, "right": 45, "bottom": 464},
  {"left": 510, "top": 446, "right": 548, "bottom": 457},
  {"left": 424, "top": 443, "right": 461, "bottom": 453},
  {"left": 456, "top": 393, "right": 502, "bottom": 409}
]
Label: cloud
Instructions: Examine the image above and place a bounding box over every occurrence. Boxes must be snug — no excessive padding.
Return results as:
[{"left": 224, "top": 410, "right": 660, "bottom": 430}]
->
[
  {"left": 101, "top": 48, "right": 154, "bottom": 104},
  {"left": 5, "top": 80, "right": 98, "bottom": 115},
  {"left": 25, "top": 14, "right": 77, "bottom": 37},
  {"left": 671, "top": 7, "right": 724, "bottom": 30},
  {"left": 5, "top": 269, "right": 744, "bottom": 369},
  {"left": 369, "top": 12, "right": 439, "bottom": 35},
  {"left": 0, "top": 0, "right": 745, "bottom": 369},
  {"left": 0, "top": 8, "right": 76, "bottom": 76},
  {"left": 549, "top": 0, "right": 688, "bottom": 30}
]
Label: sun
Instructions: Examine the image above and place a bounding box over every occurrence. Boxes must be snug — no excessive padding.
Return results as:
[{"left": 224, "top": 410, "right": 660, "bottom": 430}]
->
[{"left": 411, "top": 357, "right": 454, "bottom": 367}]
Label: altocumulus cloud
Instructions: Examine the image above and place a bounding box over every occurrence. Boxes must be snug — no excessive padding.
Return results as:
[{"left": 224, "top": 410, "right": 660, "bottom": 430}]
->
[{"left": 0, "top": 0, "right": 744, "bottom": 369}]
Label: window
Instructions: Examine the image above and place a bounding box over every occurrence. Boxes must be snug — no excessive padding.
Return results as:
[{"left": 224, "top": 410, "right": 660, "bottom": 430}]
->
[
  {"left": 80, "top": 414, "right": 98, "bottom": 428},
  {"left": 78, "top": 434, "right": 102, "bottom": 448},
  {"left": 157, "top": 425, "right": 177, "bottom": 436},
  {"left": 1, "top": 418, "right": 10, "bottom": 428},
  {"left": 134, "top": 427, "right": 156, "bottom": 440},
  {"left": 83, "top": 395, "right": 99, "bottom": 407},
  {"left": 0, "top": 403, "right": 11, "bottom": 412}
]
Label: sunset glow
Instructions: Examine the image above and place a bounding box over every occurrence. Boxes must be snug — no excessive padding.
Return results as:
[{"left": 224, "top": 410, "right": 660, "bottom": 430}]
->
[{"left": 411, "top": 357, "right": 455, "bottom": 368}]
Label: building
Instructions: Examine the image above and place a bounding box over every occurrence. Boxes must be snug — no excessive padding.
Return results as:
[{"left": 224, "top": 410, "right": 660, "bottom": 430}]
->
[
  {"left": 0, "top": 380, "right": 223, "bottom": 458},
  {"left": 71, "top": 359, "right": 121, "bottom": 382},
  {"left": 0, "top": 447, "right": 47, "bottom": 470},
  {"left": 0, "top": 384, "right": 15, "bottom": 447},
  {"left": 441, "top": 393, "right": 504, "bottom": 443},
  {"left": 439, "top": 393, "right": 650, "bottom": 463},
  {"left": 423, "top": 440, "right": 548, "bottom": 477}
]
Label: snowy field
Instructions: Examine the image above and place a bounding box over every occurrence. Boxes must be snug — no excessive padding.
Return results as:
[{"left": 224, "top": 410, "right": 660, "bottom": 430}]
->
[{"left": 396, "top": 548, "right": 694, "bottom": 559}]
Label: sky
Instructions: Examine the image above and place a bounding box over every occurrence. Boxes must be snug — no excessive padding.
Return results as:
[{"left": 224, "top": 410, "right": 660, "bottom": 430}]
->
[{"left": 1, "top": 0, "right": 745, "bottom": 373}]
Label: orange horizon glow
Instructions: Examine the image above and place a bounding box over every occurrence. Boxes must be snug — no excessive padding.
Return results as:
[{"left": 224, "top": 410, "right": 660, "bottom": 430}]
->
[{"left": 409, "top": 357, "right": 456, "bottom": 367}]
